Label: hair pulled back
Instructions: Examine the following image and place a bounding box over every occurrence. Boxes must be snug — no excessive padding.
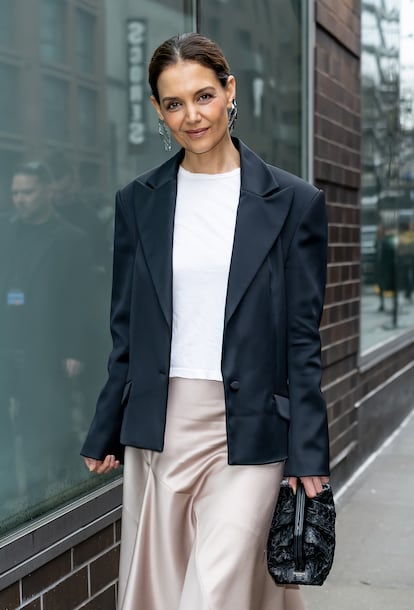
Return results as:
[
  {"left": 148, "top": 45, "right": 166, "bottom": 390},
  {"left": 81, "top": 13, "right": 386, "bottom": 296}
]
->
[
  {"left": 13, "top": 162, "right": 53, "bottom": 185},
  {"left": 149, "top": 33, "right": 231, "bottom": 103}
]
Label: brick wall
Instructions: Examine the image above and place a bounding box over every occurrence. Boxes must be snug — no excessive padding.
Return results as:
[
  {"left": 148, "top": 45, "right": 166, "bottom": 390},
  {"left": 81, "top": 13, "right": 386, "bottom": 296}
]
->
[
  {"left": 0, "top": 521, "right": 120, "bottom": 610},
  {"left": 314, "top": 0, "right": 362, "bottom": 481},
  {"left": 315, "top": 0, "right": 414, "bottom": 486}
]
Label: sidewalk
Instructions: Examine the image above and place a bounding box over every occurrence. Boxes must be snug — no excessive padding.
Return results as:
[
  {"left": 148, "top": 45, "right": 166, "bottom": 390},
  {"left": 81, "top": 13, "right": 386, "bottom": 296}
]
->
[{"left": 303, "top": 410, "right": 414, "bottom": 610}]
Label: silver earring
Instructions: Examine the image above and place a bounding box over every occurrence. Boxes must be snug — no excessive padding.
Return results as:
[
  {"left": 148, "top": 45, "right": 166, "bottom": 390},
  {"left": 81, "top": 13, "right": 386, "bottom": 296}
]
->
[
  {"left": 228, "top": 99, "right": 238, "bottom": 132},
  {"left": 158, "top": 118, "right": 172, "bottom": 151}
]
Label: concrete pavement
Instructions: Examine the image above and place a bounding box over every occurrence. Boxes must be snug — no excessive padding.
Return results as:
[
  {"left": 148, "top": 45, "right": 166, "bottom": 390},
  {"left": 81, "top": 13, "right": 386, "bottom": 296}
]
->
[{"left": 303, "top": 410, "right": 414, "bottom": 610}]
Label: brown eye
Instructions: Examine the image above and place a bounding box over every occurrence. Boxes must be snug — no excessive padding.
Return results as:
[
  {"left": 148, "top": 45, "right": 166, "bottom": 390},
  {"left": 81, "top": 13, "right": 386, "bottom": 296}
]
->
[
  {"left": 198, "top": 93, "right": 213, "bottom": 103},
  {"left": 166, "top": 101, "right": 180, "bottom": 111}
]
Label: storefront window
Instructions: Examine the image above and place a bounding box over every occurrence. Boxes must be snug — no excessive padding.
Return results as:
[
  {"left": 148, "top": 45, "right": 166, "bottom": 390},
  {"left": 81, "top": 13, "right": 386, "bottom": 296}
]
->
[
  {"left": 78, "top": 86, "right": 98, "bottom": 147},
  {"left": 40, "top": 0, "right": 66, "bottom": 63},
  {"left": 76, "top": 8, "right": 96, "bottom": 75},
  {"left": 0, "top": 0, "right": 306, "bottom": 540},
  {"left": 361, "top": 0, "right": 414, "bottom": 354},
  {"left": 0, "top": 0, "right": 14, "bottom": 49},
  {"left": 0, "top": 0, "right": 195, "bottom": 538},
  {"left": 43, "top": 76, "right": 69, "bottom": 142},
  {"left": 200, "top": 0, "right": 307, "bottom": 176}
]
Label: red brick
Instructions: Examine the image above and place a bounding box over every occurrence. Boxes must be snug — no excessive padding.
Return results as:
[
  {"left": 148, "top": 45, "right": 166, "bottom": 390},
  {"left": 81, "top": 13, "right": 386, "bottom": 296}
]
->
[
  {"left": 22, "top": 551, "right": 71, "bottom": 600},
  {"left": 79, "top": 585, "right": 117, "bottom": 610},
  {"left": 73, "top": 525, "right": 114, "bottom": 568},
  {"left": 0, "top": 583, "right": 20, "bottom": 610},
  {"left": 20, "top": 599, "right": 41, "bottom": 610},
  {"left": 43, "top": 568, "right": 88, "bottom": 610},
  {"left": 90, "top": 546, "right": 120, "bottom": 595},
  {"left": 115, "top": 520, "right": 122, "bottom": 542}
]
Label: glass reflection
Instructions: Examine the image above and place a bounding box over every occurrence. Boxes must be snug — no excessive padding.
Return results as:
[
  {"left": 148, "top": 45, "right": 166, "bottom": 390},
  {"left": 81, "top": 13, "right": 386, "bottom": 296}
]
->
[
  {"left": 1, "top": 163, "right": 91, "bottom": 507},
  {"left": 0, "top": 0, "right": 194, "bottom": 536},
  {"left": 0, "top": 0, "right": 304, "bottom": 536},
  {"left": 361, "top": 0, "right": 414, "bottom": 353},
  {"left": 200, "top": 0, "right": 304, "bottom": 175}
]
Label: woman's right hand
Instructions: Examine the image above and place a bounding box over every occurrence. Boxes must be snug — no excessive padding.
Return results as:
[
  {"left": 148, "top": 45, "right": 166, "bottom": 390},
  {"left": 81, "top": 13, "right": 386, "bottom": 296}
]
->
[{"left": 83, "top": 454, "right": 120, "bottom": 474}]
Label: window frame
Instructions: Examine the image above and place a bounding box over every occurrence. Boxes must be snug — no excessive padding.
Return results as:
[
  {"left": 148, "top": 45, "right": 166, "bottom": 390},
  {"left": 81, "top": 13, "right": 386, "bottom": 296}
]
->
[
  {"left": 43, "top": 74, "right": 70, "bottom": 142},
  {"left": 358, "top": 0, "right": 414, "bottom": 367},
  {"left": 76, "top": 7, "right": 97, "bottom": 75},
  {"left": 78, "top": 84, "right": 98, "bottom": 147},
  {"left": 40, "top": 0, "right": 67, "bottom": 65},
  {"left": 0, "top": 480, "right": 122, "bottom": 588},
  {"left": 303, "top": 0, "right": 314, "bottom": 181}
]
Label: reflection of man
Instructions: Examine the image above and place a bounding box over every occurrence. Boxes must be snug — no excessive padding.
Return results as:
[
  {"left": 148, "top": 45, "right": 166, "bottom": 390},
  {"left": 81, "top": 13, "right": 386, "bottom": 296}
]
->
[
  {"left": 0, "top": 162, "right": 89, "bottom": 499},
  {"left": 47, "top": 153, "right": 110, "bottom": 271},
  {"left": 375, "top": 224, "right": 397, "bottom": 312},
  {"left": 47, "top": 153, "right": 113, "bottom": 426}
]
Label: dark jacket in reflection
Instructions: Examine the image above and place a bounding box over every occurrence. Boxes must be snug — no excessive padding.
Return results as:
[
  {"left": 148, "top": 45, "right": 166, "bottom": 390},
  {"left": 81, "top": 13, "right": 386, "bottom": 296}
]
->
[
  {"left": 54, "top": 191, "right": 110, "bottom": 272},
  {"left": 375, "top": 233, "right": 397, "bottom": 292},
  {"left": 0, "top": 212, "right": 91, "bottom": 466}
]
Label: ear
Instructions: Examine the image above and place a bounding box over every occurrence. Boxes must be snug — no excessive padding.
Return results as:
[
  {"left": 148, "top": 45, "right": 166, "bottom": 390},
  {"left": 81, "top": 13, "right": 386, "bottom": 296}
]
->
[
  {"left": 225, "top": 75, "right": 236, "bottom": 107},
  {"left": 150, "top": 95, "right": 164, "bottom": 121}
]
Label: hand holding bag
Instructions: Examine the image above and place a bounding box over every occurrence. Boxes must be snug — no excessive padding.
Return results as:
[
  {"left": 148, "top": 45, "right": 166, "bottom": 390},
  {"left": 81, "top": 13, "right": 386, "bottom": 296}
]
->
[{"left": 267, "top": 479, "right": 336, "bottom": 585}]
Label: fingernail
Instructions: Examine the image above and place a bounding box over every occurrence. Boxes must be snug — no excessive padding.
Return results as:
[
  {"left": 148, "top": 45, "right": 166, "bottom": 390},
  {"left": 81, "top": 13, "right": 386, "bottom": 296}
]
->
[{"left": 88, "top": 464, "right": 94, "bottom": 472}]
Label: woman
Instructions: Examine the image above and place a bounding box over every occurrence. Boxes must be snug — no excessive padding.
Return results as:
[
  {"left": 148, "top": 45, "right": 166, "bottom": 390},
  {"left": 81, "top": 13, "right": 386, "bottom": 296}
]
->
[{"left": 82, "top": 33, "right": 330, "bottom": 610}]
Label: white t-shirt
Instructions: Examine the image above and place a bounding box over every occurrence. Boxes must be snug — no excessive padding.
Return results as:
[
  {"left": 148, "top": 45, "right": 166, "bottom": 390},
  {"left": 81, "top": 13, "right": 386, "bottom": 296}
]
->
[{"left": 169, "top": 165, "right": 241, "bottom": 381}]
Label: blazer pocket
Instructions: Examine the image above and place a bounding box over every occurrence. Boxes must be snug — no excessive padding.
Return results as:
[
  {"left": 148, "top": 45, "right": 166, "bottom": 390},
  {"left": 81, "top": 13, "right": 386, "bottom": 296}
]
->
[
  {"left": 273, "top": 393, "right": 290, "bottom": 421},
  {"left": 121, "top": 380, "right": 133, "bottom": 406}
]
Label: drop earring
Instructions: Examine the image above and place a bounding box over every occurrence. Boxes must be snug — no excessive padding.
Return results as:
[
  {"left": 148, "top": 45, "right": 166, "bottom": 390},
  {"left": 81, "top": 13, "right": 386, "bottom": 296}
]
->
[
  {"left": 158, "top": 118, "right": 172, "bottom": 151},
  {"left": 228, "top": 99, "right": 238, "bottom": 132}
]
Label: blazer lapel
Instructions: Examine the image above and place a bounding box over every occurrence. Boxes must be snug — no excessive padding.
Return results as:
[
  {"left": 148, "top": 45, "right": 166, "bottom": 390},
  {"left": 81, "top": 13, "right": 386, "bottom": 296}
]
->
[
  {"left": 132, "top": 141, "right": 293, "bottom": 330},
  {"left": 133, "top": 153, "right": 181, "bottom": 329},
  {"left": 224, "top": 141, "right": 294, "bottom": 326}
]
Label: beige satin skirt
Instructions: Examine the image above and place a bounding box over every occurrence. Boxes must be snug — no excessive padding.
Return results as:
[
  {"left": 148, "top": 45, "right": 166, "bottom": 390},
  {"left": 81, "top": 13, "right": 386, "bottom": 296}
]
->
[{"left": 118, "top": 378, "right": 306, "bottom": 610}]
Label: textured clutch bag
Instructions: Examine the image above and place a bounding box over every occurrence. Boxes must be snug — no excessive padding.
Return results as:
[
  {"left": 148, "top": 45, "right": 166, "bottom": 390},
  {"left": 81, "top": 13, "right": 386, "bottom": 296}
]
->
[{"left": 267, "top": 480, "right": 336, "bottom": 585}]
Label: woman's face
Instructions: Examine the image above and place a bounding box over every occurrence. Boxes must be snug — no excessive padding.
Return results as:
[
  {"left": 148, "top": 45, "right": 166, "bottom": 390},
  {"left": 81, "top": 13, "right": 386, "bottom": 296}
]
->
[{"left": 151, "top": 60, "right": 235, "bottom": 156}]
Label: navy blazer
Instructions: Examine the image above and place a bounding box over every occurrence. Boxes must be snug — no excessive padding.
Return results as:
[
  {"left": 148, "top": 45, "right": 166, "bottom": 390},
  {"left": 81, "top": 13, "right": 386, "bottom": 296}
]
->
[{"left": 81, "top": 139, "right": 330, "bottom": 477}]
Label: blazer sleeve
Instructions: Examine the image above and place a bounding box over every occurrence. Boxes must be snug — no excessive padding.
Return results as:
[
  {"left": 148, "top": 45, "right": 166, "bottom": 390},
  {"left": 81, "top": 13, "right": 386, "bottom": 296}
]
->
[
  {"left": 283, "top": 189, "right": 330, "bottom": 477},
  {"left": 81, "top": 188, "right": 136, "bottom": 461}
]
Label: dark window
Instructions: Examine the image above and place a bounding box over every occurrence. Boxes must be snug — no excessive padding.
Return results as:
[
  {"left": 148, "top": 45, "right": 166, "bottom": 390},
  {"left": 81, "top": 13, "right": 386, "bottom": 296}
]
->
[
  {"left": 0, "top": 63, "right": 19, "bottom": 133},
  {"left": 76, "top": 9, "right": 96, "bottom": 74},
  {"left": 78, "top": 86, "right": 97, "bottom": 146},
  {"left": 200, "top": 0, "right": 304, "bottom": 175},
  {"left": 43, "top": 76, "right": 69, "bottom": 141},
  {"left": 40, "top": 0, "right": 66, "bottom": 63},
  {"left": 360, "top": 0, "right": 414, "bottom": 353},
  {"left": 0, "top": 0, "right": 15, "bottom": 48}
]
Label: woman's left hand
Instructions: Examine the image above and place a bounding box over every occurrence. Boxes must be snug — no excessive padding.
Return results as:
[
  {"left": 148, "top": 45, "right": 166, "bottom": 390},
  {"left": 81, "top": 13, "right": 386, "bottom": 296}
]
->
[
  {"left": 83, "top": 454, "right": 120, "bottom": 474},
  {"left": 288, "top": 476, "right": 330, "bottom": 498}
]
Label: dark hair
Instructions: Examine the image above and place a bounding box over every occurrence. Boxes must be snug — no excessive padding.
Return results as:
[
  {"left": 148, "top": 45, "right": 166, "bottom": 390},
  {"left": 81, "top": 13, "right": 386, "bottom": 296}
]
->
[
  {"left": 45, "top": 151, "right": 76, "bottom": 181},
  {"left": 149, "top": 33, "right": 231, "bottom": 103},
  {"left": 13, "top": 161, "right": 53, "bottom": 185}
]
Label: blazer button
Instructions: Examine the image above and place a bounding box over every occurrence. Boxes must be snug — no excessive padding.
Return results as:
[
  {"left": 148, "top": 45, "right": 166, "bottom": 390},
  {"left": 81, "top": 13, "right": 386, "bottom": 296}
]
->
[{"left": 230, "top": 380, "right": 240, "bottom": 391}]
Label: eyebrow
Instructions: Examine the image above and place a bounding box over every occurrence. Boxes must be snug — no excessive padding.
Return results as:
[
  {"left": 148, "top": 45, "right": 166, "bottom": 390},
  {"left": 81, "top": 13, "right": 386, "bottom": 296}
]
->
[{"left": 161, "top": 86, "right": 216, "bottom": 103}]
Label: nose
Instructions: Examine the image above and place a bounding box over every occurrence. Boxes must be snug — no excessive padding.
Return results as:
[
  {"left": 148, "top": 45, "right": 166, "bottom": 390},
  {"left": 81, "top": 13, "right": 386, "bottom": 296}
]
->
[{"left": 185, "top": 103, "right": 201, "bottom": 123}]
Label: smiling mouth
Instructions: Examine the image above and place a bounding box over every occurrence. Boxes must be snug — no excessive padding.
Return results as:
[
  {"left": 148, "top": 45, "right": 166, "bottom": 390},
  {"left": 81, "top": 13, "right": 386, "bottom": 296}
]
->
[{"left": 186, "top": 128, "right": 209, "bottom": 137}]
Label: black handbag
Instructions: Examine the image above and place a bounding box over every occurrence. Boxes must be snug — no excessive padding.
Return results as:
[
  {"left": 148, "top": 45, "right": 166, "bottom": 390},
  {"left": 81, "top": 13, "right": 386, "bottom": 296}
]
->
[{"left": 267, "top": 480, "right": 336, "bottom": 585}]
